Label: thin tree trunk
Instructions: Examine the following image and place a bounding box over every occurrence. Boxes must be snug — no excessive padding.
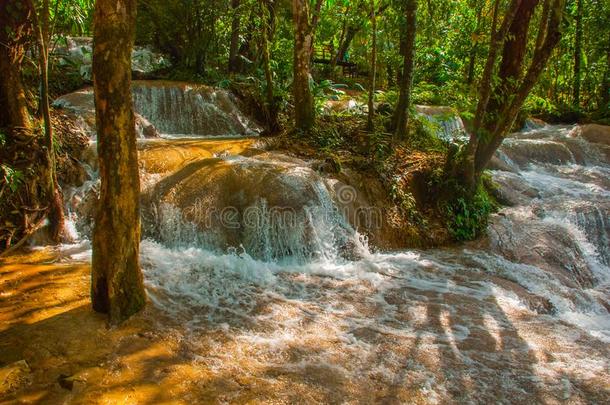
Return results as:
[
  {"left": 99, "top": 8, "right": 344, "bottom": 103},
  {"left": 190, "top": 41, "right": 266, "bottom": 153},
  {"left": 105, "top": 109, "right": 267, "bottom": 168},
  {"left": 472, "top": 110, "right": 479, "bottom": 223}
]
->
[
  {"left": 228, "top": 0, "right": 241, "bottom": 73},
  {"left": 309, "top": 0, "right": 324, "bottom": 58},
  {"left": 367, "top": 0, "right": 377, "bottom": 132},
  {"left": 92, "top": 0, "right": 146, "bottom": 324},
  {"left": 292, "top": 0, "right": 315, "bottom": 132},
  {"left": 572, "top": 0, "right": 582, "bottom": 112},
  {"left": 332, "top": 4, "right": 388, "bottom": 70},
  {"left": 456, "top": 0, "right": 565, "bottom": 192},
  {"left": 33, "top": 0, "right": 65, "bottom": 242},
  {"left": 260, "top": 0, "right": 278, "bottom": 133},
  {"left": 391, "top": 0, "right": 417, "bottom": 141},
  {"left": 534, "top": 0, "right": 551, "bottom": 52}
]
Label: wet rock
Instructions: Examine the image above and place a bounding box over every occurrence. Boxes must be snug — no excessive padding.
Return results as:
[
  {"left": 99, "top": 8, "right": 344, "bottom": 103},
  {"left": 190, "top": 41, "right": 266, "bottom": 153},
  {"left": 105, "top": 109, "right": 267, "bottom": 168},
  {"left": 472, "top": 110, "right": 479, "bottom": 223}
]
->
[
  {"left": 313, "top": 156, "right": 342, "bottom": 174},
  {"left": 500, "top": 139, "right": 576, "bottom": 167},
  {"left": 491, "top": 171, "right": 540, "bottom": 206},
  {"left": 574, "top": 203, "right": 610, "bottom": 267},
  {"left": 57, "top": 374, "right": 74, "bottom": 391},
  {"left": 488, "top": 153, "right": 519, "bottom": 173},
  {"left": 572, "top": 124, "right": 610, "bottom": 146},
  {"left": 57, "top": 374, "right": 86, "bottom": 392},
  {"left": 131, "top": 81, "right": 262, "bottom": 136},
  {"left": 53, "top": 88, "right": 161, "bottom": 139},
  {"left": 0, "top": 360, "right": 31, "bottom": 395},
  {"left": 488, "top": 213, "right": 597, "bottom": 289},
  {"left": 60, "top": 156, "right": 89, "bottom": 187},
  {"left": 527, "top": 295, "right": 556, "bottom": 315},
  {"left": 376, "top": 102, "right": 393, "bottom": 115},
  {"left": 142, "top": 153, "right": 363, "bottom": 261},
  {"left": 523, "top": 117, "right": 547, "bottom": 131},
  {"left": 323, "top": 99, "right": 365, "bottom": 114},
  {"left": 135, "top": 114, "right": 160, "bottom": 139}
]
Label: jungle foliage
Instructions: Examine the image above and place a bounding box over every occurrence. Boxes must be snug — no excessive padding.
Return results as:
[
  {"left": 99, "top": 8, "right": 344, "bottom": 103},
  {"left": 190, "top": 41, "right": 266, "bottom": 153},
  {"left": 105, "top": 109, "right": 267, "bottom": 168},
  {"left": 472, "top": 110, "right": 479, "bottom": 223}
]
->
[{"left": 1, "top": 0, "right": 609, "bottom": 253}]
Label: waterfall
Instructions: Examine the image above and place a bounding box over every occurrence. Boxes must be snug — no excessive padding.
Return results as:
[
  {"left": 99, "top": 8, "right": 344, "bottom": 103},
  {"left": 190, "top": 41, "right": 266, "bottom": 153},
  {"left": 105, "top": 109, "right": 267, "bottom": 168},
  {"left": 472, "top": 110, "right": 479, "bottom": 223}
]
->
[
  {"left": 131, "top": 82, "right": 261, "bottom": 137},
  {"left": 141, "top": 154, "right": 368, "bottom": 263},
  {"left": 53, "top": 81, "right": 262, "bottom": 139},
  {"left": 56, "top": 110, "right": 610, "bottom": 399},
  {"left": 415, "top": 105, "right": 467, "bottom": 141}
]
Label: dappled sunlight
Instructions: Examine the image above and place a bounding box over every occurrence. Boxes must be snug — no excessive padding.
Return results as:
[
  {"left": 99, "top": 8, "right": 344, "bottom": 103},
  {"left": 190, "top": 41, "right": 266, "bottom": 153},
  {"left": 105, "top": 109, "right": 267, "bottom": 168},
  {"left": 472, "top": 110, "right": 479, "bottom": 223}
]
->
[
  {"left": 137, "top": 137, "right": 257, "bottom": 175},
  {"left": 1, "top": 247, "right": 609, "bottom": 403},
  {"left": 0, "top": 249, "right": 89, "bottom": 330},
  {"left": 1, "top": 0, "right": 608, "bottom": 401}
]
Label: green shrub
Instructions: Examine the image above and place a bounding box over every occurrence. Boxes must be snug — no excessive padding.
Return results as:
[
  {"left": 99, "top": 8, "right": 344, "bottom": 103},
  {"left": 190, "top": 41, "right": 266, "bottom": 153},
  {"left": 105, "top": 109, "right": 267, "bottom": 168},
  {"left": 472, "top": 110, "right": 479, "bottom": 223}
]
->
[{"left": 443, "top": 180, "right": 496, "bottom": 241}]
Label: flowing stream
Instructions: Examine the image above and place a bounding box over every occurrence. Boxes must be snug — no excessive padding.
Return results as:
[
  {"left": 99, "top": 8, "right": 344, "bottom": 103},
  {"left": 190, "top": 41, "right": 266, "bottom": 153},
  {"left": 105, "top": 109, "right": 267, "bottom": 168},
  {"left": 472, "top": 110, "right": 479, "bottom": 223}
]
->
[{"left": 57, "top": 84, "right": 609, "bottom": 402}]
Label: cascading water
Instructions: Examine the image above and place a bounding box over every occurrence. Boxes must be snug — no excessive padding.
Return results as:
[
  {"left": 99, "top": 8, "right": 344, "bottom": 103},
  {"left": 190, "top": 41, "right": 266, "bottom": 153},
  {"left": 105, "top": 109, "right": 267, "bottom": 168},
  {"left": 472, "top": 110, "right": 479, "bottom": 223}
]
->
[
  {"left": 59, "top": 85, "right": 609, "bottom": 402},
  {"left": 416, "top": 105, "right": 468, "bottom": 141},
  {"left": 131, "top": 82, "right": 261, "bottom": 137},
  {"left": 53, "top": 81, "right": 262, "bottom": 138}
]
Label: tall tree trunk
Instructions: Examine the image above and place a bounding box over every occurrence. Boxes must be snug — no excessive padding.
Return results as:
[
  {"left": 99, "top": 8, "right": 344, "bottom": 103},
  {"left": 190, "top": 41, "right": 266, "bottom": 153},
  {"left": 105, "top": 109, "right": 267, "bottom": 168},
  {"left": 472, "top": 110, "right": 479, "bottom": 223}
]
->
[
  {"left": 0, "top": 1, "right": 33, "bottom": 131},
  {"left": 260, "top": 0, "right": 278, "bottom": 133},
  {"left": 33, "top": 0, "right": 65, "bottom": 242},
  {"left": 367, "top": 0, "right": 377, "bottom": 132},
  {"left": 228, "top": 0, "right": 241, "bottom": 73},
  {"left": 292, "top": 0, "right": 315, "bottom": 132},
  {"left": 535, "top": 0, "right": 551, "bottom": 52},
  {"left": 92, "top": 0, "right": 146, "bottom": 324},
  {"left": 308, "top": 0, "right": 324, "bottom": 57},
  {"left": 391, "top": 0, "right": 417, "bottom": 141},
  {"left": 572, "top": 0, "right": 582, "bottom": 112}
]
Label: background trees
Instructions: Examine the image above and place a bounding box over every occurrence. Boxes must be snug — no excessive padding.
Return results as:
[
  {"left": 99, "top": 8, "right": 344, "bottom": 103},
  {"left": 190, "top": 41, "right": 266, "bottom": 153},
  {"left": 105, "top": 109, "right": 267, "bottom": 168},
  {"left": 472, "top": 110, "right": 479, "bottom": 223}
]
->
[{"left": 1, "top": 0, "right": 607, "bottom": 254}]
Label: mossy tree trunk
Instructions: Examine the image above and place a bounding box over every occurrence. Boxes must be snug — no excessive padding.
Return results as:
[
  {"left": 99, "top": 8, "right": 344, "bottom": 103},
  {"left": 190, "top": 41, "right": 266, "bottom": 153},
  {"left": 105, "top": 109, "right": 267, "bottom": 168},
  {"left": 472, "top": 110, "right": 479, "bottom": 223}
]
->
[
  {"left": 228, "top": 0, "right": 241, "bottom": 73},
  {"left": 92, "top": 0, "right": 146, "bottom": 324},
  {"left": 292, "top": 0, "right": 315, "bottom": 133},
  {"left": 391, "top": 0, "right": 417, "bottom": 141},
  {"left": 572, "top": 0, "right": 582, "bottom": 112},
  {"left": 0, "top": 1, "right": 33, "bottom": 131},
  {"left": 260, "top": 0, "right": 279, "bottom": 133},
  {"left": 366, "top": 0, "right": 377, "bottom": 132}
]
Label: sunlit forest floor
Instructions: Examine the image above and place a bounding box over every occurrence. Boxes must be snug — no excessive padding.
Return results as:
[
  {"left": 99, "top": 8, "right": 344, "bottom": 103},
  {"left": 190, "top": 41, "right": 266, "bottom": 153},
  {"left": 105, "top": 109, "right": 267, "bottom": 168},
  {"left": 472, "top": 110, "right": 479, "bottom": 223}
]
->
[{"left": 2, "top": 249, "right": 608, "bottom": 404}]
